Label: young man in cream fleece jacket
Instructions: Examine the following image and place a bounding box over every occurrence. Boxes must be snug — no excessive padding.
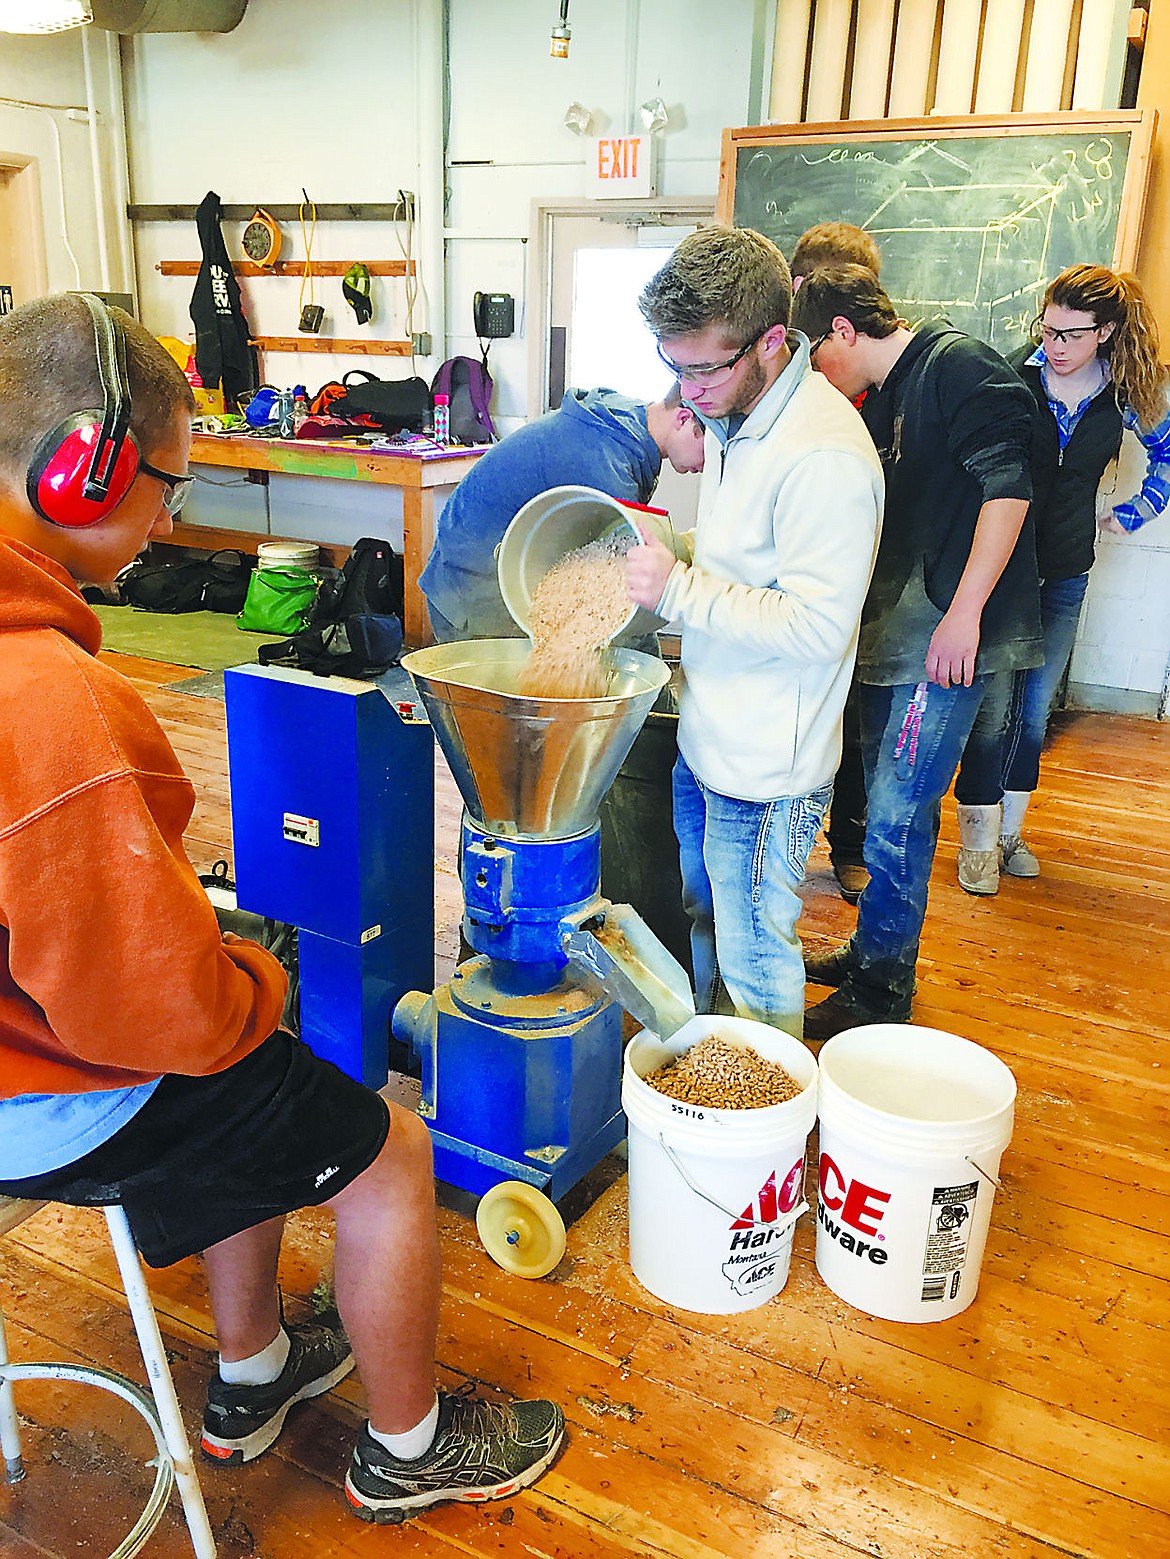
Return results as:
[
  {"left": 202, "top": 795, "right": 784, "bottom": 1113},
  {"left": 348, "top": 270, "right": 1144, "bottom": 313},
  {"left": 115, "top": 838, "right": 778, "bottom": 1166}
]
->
[{"left": 628, "top": 225, "right": 883, "bottom": 1040}]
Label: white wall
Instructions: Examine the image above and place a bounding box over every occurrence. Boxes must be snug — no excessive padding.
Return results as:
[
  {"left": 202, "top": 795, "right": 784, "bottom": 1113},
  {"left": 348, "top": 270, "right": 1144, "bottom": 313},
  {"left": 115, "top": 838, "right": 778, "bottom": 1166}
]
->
[
  {"left": 122, "top": 0, "right": 762, "bottom": 405},
  {"left": 123, "top": 0, "right": 431, "bottom": 385},
  {"left": 1069, "top": 435, "right": 1170, "bottom": 713},
  {"left": 120, "top": 0, "right": 764, "bottom": 548},
  {"left": 0, "top": 30, "right": 125, "bottom": 298},
  {"left": 444, "top": 0, "right": 761, "bottom": 422}
]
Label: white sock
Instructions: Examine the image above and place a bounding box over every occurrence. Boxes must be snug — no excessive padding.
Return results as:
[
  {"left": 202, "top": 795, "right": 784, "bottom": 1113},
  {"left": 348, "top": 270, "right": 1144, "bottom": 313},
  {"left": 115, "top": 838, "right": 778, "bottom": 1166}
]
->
[
  {"left": 368, "top": 1397, "right": 440, "bottom": 1461},
  {"left": 218, "top": 1326, "right": 290, "bottom": 1386},
  {"left": 1001, "top": 790, "right": 1032, "bottom": 838}
]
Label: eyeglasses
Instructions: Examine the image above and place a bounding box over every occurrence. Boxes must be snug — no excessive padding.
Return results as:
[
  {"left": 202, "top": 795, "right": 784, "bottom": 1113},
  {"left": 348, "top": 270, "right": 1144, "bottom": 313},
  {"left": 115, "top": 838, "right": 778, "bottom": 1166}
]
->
[
  {"left": 656, "top": 331, "right": 764, "bottom": 388},
  {"left": 139, "top": 457, "right": 194, "bottom": 515},
  {"left": 1033, "top": 319, "right": 1103, "bottom": 347},
  {"left": 808, "top": 329, "right": 833, "bottom": 363}
]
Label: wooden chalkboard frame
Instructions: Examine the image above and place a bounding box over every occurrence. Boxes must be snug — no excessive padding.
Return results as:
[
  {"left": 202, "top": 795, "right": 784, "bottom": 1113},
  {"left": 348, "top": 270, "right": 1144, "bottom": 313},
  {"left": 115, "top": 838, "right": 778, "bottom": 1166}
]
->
[{"left": 718, "top": 111, "right": 1157, "bottom": 347}]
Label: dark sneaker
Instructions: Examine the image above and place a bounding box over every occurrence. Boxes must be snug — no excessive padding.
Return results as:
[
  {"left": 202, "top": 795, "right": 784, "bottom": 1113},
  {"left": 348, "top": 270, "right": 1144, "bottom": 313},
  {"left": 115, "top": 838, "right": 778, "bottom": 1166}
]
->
[
  {"left": 804, "top": 942, "right": 852, "bottom": 988},
  {"left": 345, "top": 1391, "right": 565, "bottom": 1524},
  {"left": 201, "top": 1320, "right": 354, "bottom": 1464}
]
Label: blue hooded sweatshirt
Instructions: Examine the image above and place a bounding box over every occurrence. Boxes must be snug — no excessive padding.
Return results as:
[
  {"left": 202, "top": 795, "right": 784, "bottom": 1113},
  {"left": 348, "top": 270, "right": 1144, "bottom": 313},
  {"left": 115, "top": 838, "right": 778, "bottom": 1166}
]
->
[{"left": 419, "top": 388, "right": 661, "bottom": 636}]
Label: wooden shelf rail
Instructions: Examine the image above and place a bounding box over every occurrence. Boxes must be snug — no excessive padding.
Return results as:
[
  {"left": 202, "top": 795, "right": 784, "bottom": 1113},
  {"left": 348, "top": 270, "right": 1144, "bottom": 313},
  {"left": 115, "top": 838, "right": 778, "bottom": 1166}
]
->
[
  {"left": 157, "top": 259, "right": 414, "bottom": 279},
  {"left": 128, "top": 200, "right": 414, "bottom": 223},
  {"left": 249, "top": 335, "right": 413, "bottom": 356}
]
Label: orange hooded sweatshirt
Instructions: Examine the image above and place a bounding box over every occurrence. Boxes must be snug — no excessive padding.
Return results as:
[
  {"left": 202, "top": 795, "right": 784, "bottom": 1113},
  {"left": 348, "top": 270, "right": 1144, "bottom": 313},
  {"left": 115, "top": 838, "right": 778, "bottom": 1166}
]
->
[{"left": 0, "top": 538, "right": 286, "bottom": 1097}]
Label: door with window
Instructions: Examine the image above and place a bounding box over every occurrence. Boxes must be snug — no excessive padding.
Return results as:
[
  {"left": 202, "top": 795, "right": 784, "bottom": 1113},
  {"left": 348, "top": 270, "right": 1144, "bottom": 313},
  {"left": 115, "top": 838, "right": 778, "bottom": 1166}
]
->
[{"left": 541, "top": 204, "right": 713, "bottom": 530}]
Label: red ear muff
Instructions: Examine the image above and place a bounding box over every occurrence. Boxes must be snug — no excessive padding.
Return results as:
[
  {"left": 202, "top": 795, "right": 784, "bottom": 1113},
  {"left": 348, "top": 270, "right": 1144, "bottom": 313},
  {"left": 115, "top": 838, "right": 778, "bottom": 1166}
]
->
[{"left": 26, "top": 412, "right": 141, "bottom": 528}]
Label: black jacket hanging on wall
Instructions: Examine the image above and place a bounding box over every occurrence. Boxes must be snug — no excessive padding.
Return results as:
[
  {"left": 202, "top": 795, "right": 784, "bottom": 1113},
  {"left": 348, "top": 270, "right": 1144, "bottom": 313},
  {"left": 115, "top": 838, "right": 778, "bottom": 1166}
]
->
[{"left": 190, "top": 191, "right": 257, "bottom": 409}]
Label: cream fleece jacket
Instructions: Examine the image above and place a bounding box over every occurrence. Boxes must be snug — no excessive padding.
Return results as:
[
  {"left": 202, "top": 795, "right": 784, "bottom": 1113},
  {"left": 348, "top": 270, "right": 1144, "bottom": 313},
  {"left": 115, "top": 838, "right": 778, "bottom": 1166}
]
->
[{"left": 655, "top": 342, "right": 883, "bottom": 801}]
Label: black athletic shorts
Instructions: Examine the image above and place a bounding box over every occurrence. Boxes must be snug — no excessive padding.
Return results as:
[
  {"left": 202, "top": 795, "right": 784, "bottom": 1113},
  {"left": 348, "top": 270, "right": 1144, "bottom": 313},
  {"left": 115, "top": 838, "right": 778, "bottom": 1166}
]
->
[{"left": 0, "top": 1032, "right": 390, "bottom": 1268}]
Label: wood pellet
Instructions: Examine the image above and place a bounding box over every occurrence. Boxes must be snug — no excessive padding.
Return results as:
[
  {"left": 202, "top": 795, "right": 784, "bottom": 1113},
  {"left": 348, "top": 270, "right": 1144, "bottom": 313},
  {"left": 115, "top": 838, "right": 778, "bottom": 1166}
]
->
[
  {"left": 643, "top": 1036, "right": 802, "bottom": 1110},
  {"left": 518, "top": 537, "right": 631, "bottom": 698}
]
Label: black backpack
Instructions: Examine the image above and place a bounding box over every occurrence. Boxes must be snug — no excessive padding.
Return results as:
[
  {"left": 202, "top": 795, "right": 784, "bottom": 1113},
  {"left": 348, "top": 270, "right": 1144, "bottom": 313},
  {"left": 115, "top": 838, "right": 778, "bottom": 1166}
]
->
[
  {"left": 118, "top": 549, "right": 254, "bottom": 614},
  {"left": 257, "top": 536, "right": 404, "bottom": 678},
  {"left": 431, "top": 355, "right": 496, "bottom": 445},
  {"left": 329, "top": 370, "right": 432, "bottom": 433}
]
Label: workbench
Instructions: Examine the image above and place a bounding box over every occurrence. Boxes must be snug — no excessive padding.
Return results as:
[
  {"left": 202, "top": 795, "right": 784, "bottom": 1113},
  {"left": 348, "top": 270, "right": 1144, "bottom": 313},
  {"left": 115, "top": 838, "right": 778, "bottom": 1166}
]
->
[{"left": 181, "top": 432, "right": 488, "bottom": 645}]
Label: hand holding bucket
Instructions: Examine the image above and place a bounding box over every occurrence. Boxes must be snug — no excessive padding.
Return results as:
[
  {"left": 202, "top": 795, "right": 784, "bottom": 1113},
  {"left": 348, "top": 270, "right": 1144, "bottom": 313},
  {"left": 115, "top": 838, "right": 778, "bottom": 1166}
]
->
[{"left": 625, "top": 520, "right": 679, "bottom": 613}]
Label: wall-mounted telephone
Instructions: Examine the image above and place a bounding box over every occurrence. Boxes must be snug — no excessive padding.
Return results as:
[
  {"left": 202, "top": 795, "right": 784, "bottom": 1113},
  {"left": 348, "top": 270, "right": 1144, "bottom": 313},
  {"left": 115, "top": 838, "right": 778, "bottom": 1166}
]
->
[{"left": 473, "top": 291, "right": 515, "bottom": 339}]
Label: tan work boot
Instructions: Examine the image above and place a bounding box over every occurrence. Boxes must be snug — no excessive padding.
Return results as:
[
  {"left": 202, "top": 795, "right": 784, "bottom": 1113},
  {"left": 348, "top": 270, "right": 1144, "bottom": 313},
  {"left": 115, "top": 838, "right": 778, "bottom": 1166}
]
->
[
  {"left": 832, "top": 861, "right": 869, "bottom": 905},
  {"left": 957, "top": 804, "right": 1001, "bottom": 896}
]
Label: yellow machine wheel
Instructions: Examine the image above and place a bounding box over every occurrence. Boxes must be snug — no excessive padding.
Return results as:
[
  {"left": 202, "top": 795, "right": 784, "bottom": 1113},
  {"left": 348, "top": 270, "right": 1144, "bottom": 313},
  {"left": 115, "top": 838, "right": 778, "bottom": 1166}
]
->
[{"left": 475, "top": 1180, "right": 566, "bottom": 1279}]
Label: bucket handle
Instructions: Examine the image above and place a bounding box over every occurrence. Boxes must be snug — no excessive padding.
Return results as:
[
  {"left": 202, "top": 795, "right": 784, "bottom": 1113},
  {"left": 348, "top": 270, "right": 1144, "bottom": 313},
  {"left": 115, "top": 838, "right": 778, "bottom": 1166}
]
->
[
  {"left": 658, "top": 1135, "right": 810, "bottom": 1232},
  {"left": 966, "top": 1155, "right": 1003, "bottom": 1191}
]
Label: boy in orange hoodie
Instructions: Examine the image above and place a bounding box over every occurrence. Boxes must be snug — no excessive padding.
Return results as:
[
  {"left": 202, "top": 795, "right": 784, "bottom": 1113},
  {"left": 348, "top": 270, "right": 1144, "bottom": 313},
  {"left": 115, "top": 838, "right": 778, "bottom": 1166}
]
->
[{"left": 0, "top": 294, "right": 562, "bottom": 1524}]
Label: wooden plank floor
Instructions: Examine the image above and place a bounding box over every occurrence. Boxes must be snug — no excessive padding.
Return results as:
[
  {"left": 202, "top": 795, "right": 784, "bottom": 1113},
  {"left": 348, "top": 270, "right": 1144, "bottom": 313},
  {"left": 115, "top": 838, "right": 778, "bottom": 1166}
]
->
[{"left": 1, "top": 650, "right": 1166, "bottom": 1558}]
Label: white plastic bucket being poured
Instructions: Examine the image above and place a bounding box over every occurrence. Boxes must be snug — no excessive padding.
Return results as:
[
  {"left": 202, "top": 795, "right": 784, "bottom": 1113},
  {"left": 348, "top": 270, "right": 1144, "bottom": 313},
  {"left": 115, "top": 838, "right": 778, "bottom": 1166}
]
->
[
  {"left": 815, "top": 1024, "right": 1016, "bottom": 1323},
  {"left": 622, "top": 1015, "right": 818, "bottom": 1314}
]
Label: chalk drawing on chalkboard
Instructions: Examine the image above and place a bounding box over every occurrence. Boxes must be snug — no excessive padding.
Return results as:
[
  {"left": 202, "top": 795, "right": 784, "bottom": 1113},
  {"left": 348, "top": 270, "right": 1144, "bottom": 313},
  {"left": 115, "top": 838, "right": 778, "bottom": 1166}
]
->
[{"left": 732, "top": 132, "right": 1134, "bottom": 352}]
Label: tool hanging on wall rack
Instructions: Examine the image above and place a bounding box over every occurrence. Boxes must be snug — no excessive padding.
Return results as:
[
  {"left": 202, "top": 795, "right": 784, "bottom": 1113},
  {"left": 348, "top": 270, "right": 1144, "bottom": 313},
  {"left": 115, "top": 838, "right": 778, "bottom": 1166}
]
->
[
  {"left": 343, "top": 262, "right": 373, "bottom": 325},
  {"left": 241, "top": 208, "right": 282, "bottom": 268},
  {"left": 298, "top": 190, "right": 324, "bottom": 333}
]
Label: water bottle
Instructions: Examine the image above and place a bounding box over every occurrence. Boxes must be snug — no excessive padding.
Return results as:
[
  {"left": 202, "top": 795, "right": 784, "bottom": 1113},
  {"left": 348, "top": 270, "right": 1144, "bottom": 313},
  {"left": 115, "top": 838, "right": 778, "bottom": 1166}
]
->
[
  {"left": 292, "top": 384, "right": 309, "bottom": 433},
  {"left": 433, "top": 392, "right": 450, "bottom": 446},
  {"left": 277, "top": 389, "right": 296, "bottom": 439}
]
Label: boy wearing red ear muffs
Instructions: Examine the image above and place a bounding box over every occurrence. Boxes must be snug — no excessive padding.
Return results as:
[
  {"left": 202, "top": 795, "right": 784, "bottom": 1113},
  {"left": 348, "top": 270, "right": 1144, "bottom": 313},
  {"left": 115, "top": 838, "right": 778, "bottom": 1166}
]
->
[{"left": 0, "top": 293, "right": 563, "bottom": 1526}]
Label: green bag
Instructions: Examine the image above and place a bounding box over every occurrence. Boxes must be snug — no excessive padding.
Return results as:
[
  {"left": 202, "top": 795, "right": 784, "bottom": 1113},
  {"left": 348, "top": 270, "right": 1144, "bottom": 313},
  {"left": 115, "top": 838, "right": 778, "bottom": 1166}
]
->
[{"left": 237, "top": 567, "right": 320, "bottom": 635}]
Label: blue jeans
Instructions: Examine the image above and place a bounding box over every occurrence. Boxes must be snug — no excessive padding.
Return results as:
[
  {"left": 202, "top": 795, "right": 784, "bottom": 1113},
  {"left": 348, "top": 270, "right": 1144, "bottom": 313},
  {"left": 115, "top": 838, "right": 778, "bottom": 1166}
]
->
[
  {"left": 826, "top": 683, "right": 867, "bottom": 869},
  {"left": 1004, "top": 572, "right": 1090, "bottom": 792},
  {"left": 672, "top": 753, "right": 831, "bottom": 1039},
  {"left": 841, "top": 677, "right": 992, "bottom": 1018},
  {"left": 954, "top": 573, "right": 1089, "bottom": 802}
]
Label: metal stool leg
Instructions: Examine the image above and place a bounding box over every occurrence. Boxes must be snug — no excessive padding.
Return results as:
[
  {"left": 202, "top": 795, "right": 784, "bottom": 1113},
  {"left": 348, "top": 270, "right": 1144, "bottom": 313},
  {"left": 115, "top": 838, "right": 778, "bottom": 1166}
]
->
[
  {"left": 103, "top": 1207, "right": 217, "bottom": 1559},
  {"left": 0, "top": 1305, "right": 25, "bottom": 1482}
]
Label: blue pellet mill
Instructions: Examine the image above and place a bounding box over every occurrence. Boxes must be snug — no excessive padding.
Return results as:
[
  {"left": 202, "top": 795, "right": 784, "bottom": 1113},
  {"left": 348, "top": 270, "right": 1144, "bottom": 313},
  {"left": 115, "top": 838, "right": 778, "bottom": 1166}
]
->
[{"left": 393, "top": 638, "right": 695, "bottom": 1277}]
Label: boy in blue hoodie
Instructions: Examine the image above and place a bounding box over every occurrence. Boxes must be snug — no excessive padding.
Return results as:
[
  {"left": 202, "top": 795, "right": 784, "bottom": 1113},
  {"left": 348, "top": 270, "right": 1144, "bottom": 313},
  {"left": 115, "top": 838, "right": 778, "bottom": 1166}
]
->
[{"left": 420, "top": 385, "right": 704, "bottom": 640}]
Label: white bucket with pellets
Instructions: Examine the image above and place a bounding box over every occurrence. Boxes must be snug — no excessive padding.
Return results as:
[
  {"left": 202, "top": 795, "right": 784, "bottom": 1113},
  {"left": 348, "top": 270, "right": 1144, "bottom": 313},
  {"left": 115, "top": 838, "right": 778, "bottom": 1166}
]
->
[
  {"left": 815, "top": 1024, "right": 1016, "bottom": 1323},
  {"left": 622, "top": 1015, "right": 818, "bottom": 1314}
]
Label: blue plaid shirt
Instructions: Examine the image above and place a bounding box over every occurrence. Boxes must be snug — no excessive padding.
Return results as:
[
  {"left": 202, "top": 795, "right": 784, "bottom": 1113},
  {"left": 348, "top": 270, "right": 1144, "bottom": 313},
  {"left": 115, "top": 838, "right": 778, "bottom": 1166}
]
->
[{"left": 1027, "top": 346, "right": 1170, "bottom": 532}]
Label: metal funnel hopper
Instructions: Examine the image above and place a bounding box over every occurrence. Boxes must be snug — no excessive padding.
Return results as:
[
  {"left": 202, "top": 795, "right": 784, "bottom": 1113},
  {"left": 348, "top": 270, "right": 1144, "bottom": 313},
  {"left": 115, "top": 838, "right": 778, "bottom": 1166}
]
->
[{"left": 400, "top": 640, "right": 671, "bottom": 840}]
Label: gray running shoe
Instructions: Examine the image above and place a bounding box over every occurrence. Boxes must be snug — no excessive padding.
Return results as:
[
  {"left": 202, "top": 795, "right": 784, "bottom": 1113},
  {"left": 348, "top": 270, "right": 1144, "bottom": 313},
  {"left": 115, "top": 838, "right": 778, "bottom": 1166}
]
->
[
  {"left": 201, "top": 1320, "right": 354, "bottom": 1464},
  {"left": 345, "top": 1391, "right": 565, "bottom": 1524}
]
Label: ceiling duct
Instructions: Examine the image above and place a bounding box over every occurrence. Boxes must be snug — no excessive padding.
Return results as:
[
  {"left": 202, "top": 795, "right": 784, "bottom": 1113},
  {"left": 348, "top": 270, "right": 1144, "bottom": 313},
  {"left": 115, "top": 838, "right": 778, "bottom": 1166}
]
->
[{"left": 90, "top": 0, "right": 248, "bottom": 31}]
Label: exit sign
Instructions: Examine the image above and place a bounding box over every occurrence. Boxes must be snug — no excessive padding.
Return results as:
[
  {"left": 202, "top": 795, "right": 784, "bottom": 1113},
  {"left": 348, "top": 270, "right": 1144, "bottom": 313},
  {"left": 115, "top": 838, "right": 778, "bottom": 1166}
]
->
[{"left": 587, "top": 135, "right": 655, "bottom": 197}]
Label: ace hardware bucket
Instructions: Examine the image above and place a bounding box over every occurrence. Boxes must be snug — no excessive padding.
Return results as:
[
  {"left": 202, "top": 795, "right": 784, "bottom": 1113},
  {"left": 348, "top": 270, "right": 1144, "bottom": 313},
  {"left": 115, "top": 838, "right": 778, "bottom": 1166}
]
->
[
  {"left": 621, "top": 1016, "right": 818, "bottom": 1315},
  {"left": 815, "top": 1024, "right": 1016, "bottom": 1323}
]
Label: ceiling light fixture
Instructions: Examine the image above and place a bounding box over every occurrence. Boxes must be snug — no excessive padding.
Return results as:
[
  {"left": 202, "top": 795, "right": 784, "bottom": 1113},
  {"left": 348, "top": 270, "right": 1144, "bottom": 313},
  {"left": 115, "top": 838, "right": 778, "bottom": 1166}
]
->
[
  {"left": 564, "top": 101, "right": 592, "bottom": 136},
  {"left": 0, "top": 0, "right": 93, "bottom": 32},
  {"left": 639, "top": 97, "right": 669, "bottom": 135}
]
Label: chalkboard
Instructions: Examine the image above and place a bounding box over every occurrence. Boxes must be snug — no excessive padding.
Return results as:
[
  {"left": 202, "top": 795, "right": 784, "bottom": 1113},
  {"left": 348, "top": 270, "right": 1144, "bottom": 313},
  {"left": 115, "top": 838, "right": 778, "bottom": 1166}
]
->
[{"left": 719, "top": 113, "right": 1155, "bottom": 354}]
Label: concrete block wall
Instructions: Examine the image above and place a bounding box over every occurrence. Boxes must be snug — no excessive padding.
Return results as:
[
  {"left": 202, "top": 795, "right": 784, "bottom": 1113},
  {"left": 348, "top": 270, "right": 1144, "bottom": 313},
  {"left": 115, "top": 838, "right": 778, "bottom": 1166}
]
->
[{"left": 1068, "top": 434, "right": 1170, "bottom": 713}]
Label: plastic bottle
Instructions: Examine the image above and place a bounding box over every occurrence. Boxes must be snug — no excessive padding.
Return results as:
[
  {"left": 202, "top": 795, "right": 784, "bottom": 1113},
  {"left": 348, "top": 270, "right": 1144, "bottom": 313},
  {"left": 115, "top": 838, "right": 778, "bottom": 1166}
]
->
[
  {"left": 292, "top": 384, "right": 309, "bottom": 433},
  {"left": 433, "top": 392, "right": 450, "bottom": 446},
  {"left": 277, "top": 389, "right": 296, "bottom": 439}
]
